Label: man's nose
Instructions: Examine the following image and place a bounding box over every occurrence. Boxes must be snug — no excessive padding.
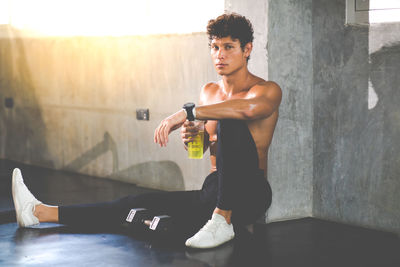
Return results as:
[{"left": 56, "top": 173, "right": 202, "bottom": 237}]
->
[{"left": 217, "top": 48, "right": 225, "bottom": 59}]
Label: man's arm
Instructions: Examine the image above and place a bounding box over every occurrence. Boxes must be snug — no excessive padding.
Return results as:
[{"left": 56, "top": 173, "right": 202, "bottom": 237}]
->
[
  {"left": 154, "top": 81, "right": 281, "bottom": 147},
  {"left": 195, "top": 81, "right": 282, "bottom": 121}
]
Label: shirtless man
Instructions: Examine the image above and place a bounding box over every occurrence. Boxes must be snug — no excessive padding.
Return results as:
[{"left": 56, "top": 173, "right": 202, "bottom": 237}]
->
[
  {"left": 11, "top": 13, "right": 281, "bottom": 249},
  {"left": 154, "top": 12, "right": 281, "bottom": 247}
]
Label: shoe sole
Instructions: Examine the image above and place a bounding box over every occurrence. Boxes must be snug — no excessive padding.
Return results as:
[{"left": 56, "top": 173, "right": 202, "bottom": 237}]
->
[{"left": 186, "top": 235, "right": 235, "bottom": 249}]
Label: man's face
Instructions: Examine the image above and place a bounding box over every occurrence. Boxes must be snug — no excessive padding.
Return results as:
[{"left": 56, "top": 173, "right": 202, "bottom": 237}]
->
[{"left": 210, "top": 36, "right": 250, "bottom": 76}]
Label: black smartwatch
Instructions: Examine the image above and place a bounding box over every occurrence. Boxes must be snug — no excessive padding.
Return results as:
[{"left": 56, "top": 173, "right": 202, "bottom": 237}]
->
[{"left": 183, "top": 102, "right": 195, "bottom": 121}]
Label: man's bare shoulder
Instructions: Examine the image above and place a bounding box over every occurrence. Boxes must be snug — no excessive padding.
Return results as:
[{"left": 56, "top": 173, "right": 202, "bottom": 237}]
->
[
  {"left": 202, "top": 81, "right": 221, "bottom": 93},
  {"left": 200, "top": 82, "right": 222, "bottom": 104},
  {"left": 248, "top": 78, "right": 282, "bottom": 96},
  {"left": 248, "top": 80, "right": 282, "bottom": 98},
  {"left": 251, "top": 80, "right": 281, "bottom": 92}
]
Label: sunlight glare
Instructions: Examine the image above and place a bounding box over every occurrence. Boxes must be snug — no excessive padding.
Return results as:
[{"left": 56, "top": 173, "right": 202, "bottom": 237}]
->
[
  {"left": 368, "top": 78, "right": 379, "bottom": 110},
  {"left": 7, "top": 0, "right": 224, "bottom": 36},
  {"left": 0, "top": 0, "right": 10, "bottom": 24}
]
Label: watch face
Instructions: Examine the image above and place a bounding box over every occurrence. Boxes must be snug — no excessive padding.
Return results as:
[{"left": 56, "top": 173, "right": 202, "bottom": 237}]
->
[
  {"left": 183, "top": 102, "right": 195, "bottom": 121},
  {"left": 183, "top": 103, "right": 195, "bottom": 109}
]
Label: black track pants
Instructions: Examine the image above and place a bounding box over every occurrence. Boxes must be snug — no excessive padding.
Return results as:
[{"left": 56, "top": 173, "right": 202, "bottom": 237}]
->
[{"left": 59, "top": 120, "right": 272, "bottom": 237}]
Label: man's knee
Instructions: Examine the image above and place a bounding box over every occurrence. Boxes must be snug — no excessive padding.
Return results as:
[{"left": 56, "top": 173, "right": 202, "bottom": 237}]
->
[
  {"left": 218, "top": 119, "right": 246, "bottom": 146},
  {"left": 219, "top": 119, "right": 244, "bottom": 132}
]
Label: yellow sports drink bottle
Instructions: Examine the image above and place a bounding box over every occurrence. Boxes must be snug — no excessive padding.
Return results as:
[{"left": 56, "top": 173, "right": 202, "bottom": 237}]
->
[
  {"left": 183, "top": 102, "right": 204, "bottom": 159},
  {"left": 188, "top": 123, "right": 204, "bottom": 159}
]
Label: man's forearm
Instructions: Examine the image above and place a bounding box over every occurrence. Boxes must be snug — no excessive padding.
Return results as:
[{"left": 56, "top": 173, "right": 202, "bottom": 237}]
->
[{"left": 194, "top": 98, "right": 272, "bottom": 121}]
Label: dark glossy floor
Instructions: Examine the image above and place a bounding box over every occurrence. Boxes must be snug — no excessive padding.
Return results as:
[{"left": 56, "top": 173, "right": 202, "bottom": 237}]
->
[{"left": 1, "top": 159, "right": 399, "bottom": 267}]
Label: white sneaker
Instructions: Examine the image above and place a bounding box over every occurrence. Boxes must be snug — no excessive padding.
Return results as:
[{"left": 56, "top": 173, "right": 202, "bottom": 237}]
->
[
  {"left": 185, "top": 213, "right": 235, "bottom": 249},
  {"left": 12, "top": 168, "right": 42, "bottom": 227}
]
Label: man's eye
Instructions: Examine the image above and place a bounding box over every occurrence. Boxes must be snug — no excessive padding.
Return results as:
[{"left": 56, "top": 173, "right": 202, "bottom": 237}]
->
[{"left": 226, "top": 46, "right": 233, "bottom": 49}]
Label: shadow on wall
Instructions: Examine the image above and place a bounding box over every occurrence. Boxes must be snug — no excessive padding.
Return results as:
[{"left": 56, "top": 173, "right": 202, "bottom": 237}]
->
[
  {"left": 63, "top": 131, "right": 184, "bottom": 191},
  {"left": 110, "top": 161, "right": 185, "bottom": 191},
  {"left": 368, "top": 43, "right": 400, "bottom": 218},
  {"left": 0, "top": 27, "right": 53, "bottom": 166},
  {"left": 64, "top": 132, "right": 119, "bottom": 173}
]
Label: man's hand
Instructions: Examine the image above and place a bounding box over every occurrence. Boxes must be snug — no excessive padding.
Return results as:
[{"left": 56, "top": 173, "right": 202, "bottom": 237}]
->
[
  {"left": 180, "top": 121, "right": 200, "bottom": 147},
  {"left": 154, "top": 109, "right": 187, "bottom": 147}
]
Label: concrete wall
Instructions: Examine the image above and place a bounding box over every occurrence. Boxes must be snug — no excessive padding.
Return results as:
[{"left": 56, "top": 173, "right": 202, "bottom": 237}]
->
[
  {"left": 225, "top": 0, "right": 269, "bottom": 79},
  {"left": 312, "top": 0, "right": 400, "bottom": 234},
  {"left": 0, "top": 26, "right": 217, "bottom": 191},
  {"left": 256, "top": 0, "right": 400, "bottom": 234},
  {"left": 266, "top": 0, "right": 314, "bottom": 221}
]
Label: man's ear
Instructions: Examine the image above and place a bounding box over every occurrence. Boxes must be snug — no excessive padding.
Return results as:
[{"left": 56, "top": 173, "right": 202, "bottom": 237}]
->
[{"left": 244, "top": 42, "right": 253, "bottom": 58}]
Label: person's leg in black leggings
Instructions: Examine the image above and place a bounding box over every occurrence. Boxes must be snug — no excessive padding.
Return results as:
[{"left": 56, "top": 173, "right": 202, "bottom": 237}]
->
[
  {"left": 185, "top": 119, "right": 272, "bottom": 248},
  {"left": 216, "top": 119, "right": 272, "bottom": 227},
  {"left": 58, "top": 172, "right": 220, "bottom": 239}
]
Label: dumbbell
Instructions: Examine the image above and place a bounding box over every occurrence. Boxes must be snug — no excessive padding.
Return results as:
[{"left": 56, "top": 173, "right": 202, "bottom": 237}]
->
[
  {"left": 124, "top": 208, "right": 154, "bottom": 233},
  {"left": 145, "top": 215, "right": 191, "bottom": 244},
  {"left": 144, "top": 215, "right": 173, "bottom": 233},
  {"left": 124, "top": 208, "right": 175, "bottom": 236},
  {"left": 126, "top": 208, "right": 152, "bottom": 224}
]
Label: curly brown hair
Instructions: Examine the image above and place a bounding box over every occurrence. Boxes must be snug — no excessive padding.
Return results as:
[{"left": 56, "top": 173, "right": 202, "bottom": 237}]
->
[{"left": 207, "top": 13, "right": 254, "bottom": 60}]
